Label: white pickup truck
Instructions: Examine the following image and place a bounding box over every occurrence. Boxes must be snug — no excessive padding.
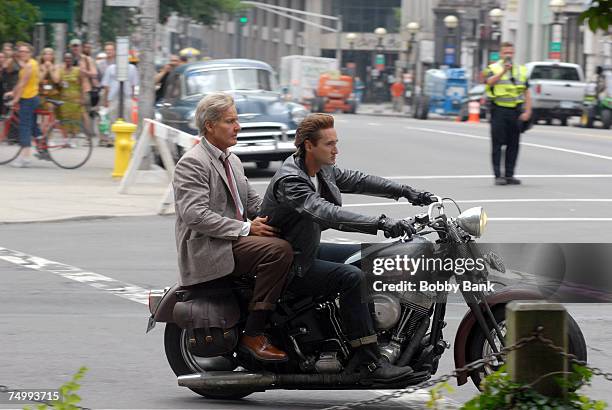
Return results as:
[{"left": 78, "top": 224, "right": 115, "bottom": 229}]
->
[{"left": 526, "top": 62, "right": 587, "bottom": 126}]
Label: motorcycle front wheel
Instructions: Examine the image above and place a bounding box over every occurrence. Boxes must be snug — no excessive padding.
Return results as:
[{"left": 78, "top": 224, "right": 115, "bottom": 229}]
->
[
  {"left": 466, "top": 304, "right": 587, "bottom": 390},
  {"left": 164, "top": 323, "right": 256, "bottom": 400}
]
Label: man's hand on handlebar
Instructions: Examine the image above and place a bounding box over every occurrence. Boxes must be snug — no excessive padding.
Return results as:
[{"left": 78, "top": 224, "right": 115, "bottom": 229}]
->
[
  {"left": 378, "top": 215, "right": 416, "bottom": 239},
  {"left": 249, "top": 216, "right": 280, "bottom": 237},
  {"left": 401, "top": 185, "right": 438, "bottom": 206}
]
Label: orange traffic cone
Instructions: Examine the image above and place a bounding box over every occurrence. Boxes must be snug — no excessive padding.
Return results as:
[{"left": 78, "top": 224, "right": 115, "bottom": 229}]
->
[
  {"left": 131, "top": 98, "right": 139, "bottom": 124},
  {"left": 467, "top": 101, "right": 480, "bottom": 123}
]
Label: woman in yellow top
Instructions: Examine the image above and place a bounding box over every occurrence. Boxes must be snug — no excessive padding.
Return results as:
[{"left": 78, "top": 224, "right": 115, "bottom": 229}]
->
[{"left": 6, "top": 42, "right": 40, "bottom": 167}]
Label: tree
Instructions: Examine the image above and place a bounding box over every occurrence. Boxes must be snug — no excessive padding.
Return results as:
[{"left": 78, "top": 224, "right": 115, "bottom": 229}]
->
[
  {"left": 0, "top": 0, "right": 41, "bottom": 43},
  {"left": 580, "top": 0, "right": 612, "bottom": 32},
  {"left": 159, "top": 0, "right": 242, "bottom": 25}
]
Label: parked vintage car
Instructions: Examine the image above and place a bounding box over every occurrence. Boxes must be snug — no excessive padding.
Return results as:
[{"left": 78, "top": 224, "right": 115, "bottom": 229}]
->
[{"left": 156, "top": 59, "right": 309, "bottom": 168}]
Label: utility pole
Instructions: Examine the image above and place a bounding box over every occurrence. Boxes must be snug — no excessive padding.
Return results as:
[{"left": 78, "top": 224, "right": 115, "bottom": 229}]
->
[
  {"left": 83, "top": 0, "right": 103, "bottom": 52},
  {"left": 138, "top": 0, "right": 159, "bottom": 129}
]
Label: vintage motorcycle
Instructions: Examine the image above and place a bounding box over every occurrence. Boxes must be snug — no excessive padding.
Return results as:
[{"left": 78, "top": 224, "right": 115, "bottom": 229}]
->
[{"left": 146, "top": 198, "right": 587, "bottom": 399}]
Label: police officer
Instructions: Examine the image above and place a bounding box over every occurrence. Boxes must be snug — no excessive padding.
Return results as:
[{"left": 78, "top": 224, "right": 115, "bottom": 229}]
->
[{"left": 484, "top": 41, "right": 532, "bottom": 185}]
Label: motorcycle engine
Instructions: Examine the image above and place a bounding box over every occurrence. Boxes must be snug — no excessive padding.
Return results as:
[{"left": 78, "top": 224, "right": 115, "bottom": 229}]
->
[{"left": 372, "top": 293, "right": 402, "bottom": 330}]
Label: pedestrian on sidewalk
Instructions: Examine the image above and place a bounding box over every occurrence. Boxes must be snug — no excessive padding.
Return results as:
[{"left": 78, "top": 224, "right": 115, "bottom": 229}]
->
[
  {"left": 81, "top": 40, "right": 101, "bottom": 108},
  {"left": 101, "top": 42, "right": 139, "bottom": 128},
  {"left": 38, "top": 47, "right": 60, "bottom": 109},
  {"left": 155, "top": 54, "right": 180, "bottom": 102},
  {"left": 6, "top": 42, "right": 40, "bottom": 168},
  {"left": 354, "top": 77, "right": 365, "bottom": 105},
  {"left": 1, "top": 43, "right": 20, "bottom": 115},
  {"left": 484, "top": 41, "right": 532, "bottom": 186},
  {"left": 69, "top": 39, "right": 98, "bottom": 111},
  {"left": 390, "top": 80, "right": 405, "bottom": 112},
  {"left": 57, "top": 52, "right": 88, "bottom": 135}
]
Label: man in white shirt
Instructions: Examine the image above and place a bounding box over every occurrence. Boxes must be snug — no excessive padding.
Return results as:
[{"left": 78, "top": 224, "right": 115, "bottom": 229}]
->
[{"left": 101, "top": 41, "right": 139, "bottom": 125}]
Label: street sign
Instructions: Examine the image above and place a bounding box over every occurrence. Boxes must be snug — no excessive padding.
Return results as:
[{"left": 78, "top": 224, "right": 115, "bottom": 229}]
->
[
  {"left": 375, "top": 54, "right": 385, "bottom": 71},
  {"left": 106, "top": 0, "right": 141, "bottom": 6},
  {"left": 116, "top": 37, "right": 130, "bottom": 82},
  {"left": 444, "top": 45, "right": 456, "bottom": 65}
]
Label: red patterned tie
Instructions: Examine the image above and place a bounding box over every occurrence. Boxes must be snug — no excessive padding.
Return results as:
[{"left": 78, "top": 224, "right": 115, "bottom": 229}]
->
[{"left": 222, "top": 156, "right": 243, "bottom": 221}]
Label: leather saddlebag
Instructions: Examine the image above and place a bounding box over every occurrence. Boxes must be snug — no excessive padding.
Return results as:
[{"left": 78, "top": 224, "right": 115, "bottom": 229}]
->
[{"left": 173, "top": 287, "right": 241, "bottom": 357}]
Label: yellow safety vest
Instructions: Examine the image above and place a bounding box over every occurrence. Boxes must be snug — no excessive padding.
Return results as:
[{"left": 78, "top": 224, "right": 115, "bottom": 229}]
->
[{"left": 484, "top": 60, "right": 528, "bottom": 108}]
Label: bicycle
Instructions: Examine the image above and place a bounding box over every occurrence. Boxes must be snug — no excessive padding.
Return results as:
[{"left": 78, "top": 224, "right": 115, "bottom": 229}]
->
[{"left": 0, "top": 97, "right": 93, "bottom": 169}]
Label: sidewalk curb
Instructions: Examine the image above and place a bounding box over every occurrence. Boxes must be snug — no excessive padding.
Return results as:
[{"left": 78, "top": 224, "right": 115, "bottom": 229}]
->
[{"left": 0, "top": 212, "right": 173, "bottom": 225}]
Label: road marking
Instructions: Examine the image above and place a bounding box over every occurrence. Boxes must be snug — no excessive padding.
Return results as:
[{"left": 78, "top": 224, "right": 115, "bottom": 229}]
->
[
  {"left": 367, "top": 122, "right": 382, "bottom": 126},
  {"left": 404, "top": 126, "right": 612, "bottom": 162},
  {"left": 488, "top": 218, "right": 612, "bottom": 221},
  {"left": 0, "top": 247, "right": 149, "bottom": 305},
  {"left": 248, "top": 174, "right": 612, "bottom": 186},
  {"left": 343, "top": 198, "right": 612, "bottom": 208}
]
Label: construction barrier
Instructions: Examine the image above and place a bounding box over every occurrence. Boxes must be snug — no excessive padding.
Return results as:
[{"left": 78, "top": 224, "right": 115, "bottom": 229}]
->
[{"left": 118, "top": 119, "right": 199, "bottom": 214}]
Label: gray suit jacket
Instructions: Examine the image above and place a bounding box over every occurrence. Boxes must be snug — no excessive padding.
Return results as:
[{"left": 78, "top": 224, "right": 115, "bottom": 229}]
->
[{"left": 173, "top": 140, "right": 261, "bottom": 286}]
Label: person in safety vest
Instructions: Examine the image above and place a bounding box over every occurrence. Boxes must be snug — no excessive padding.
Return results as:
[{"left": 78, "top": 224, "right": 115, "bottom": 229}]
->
[{"left": 483, "top": 41, "right": 532, "bottom": 185}]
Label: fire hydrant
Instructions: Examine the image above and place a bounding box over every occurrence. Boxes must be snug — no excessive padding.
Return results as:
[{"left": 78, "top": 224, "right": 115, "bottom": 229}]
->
[{"left": 111, "top": 119, "right": 137, "bottom": 178}]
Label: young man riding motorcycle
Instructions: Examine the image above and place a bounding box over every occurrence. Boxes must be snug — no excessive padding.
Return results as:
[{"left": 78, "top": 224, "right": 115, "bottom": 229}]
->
[{"left": 260, "top": 113, "right": 438, "bottom": 383}]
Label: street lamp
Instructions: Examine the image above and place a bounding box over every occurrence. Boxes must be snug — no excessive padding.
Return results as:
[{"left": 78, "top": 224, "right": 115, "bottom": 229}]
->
[
  {"left": 406, "top": 22, "right": 420, "bottom": 111},
  {"left": 489, "top": 8, "right": 504, "bottom": 62},
  {"left": 549, "top": 0, "right": 566, "bottom": 18},
  {"left": 345, "top": 32, "right": 357, "bottom": 77},
  {"left": 374, "top": 27, "right": 387, "bottom": 52},
  {"left": 548, "top": 0, "right": 566, "bottom": 61},
  {"left": 373, "top": 27, "right": 387, "bottom": 107},
  {"left": 443, "top": 15, "right": 459, "bottom": 66}
]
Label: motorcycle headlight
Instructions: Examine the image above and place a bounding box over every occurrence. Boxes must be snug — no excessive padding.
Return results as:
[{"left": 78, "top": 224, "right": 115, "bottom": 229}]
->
[
  {"left": 457, "top": 206, "right": 487, "bottom": 237},
  {"left": 291, "top": 107, "right": 308, "bottom": 124}
]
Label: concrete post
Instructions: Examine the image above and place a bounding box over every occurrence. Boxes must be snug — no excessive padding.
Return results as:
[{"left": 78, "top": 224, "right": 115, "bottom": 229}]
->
[{"left": 506, "top": 301, "right": 568, "bottom": 398}]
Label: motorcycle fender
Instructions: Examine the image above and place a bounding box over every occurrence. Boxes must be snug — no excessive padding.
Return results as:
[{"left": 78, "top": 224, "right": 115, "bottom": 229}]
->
[
  {"left": 453, "top": 287, "right": 544, "bottom": 385},
  {"left": 152, "top": 283, "right": 180, "bottom": 323}
]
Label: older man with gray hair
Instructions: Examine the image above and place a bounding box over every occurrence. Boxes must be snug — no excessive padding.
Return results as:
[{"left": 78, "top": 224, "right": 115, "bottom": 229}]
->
[{"left": 173, "top": 92, "right": 293, "bottom": 362}]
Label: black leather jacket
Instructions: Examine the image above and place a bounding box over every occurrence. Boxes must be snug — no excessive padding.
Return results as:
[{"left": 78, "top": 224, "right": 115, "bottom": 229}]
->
[{"left": 260, "top": 156, "right": 406, "bottom": 275}]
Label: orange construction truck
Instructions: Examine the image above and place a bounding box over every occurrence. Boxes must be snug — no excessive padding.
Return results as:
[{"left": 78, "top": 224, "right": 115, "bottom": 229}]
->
[{"left": 312, "top": 73, "right": 357, "bottom": 114}]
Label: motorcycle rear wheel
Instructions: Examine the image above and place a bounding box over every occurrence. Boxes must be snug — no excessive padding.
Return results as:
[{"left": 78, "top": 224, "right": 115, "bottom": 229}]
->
[
  {"left": 466, "top": 304, "right": 587, "bottom": 390},
  {"left": 164, "top": 323, "right": 256, "bottom": 400}
]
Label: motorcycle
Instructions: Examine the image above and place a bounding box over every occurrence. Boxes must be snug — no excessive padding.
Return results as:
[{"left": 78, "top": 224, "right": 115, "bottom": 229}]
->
[{"left": 146, "top": 198, "right": 587, "bottom": 399}]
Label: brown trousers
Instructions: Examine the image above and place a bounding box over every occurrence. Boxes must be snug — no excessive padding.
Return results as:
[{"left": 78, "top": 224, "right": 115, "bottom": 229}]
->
[{"left": 231, "top": 236, "right": 293, "bottom": 311}]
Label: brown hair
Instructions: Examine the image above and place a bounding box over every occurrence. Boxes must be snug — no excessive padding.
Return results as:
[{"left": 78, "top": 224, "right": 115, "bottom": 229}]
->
[
  {"left": 500, "top": 41, "right": 514, "bottom": 48},
  {"left": 294, "top": 113, "right": 334, "bottom": 157},
  {"left": 16, "top": 42, "right": 33, "bottom": 52}
]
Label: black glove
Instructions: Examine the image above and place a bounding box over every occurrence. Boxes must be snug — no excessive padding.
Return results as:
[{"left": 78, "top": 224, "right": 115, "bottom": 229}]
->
[
  {"left": 401, "top": 186, "right": 437, "bottom": 206},
  {"left": 378, "top": 215, "right": 416, "bottom": 239}
]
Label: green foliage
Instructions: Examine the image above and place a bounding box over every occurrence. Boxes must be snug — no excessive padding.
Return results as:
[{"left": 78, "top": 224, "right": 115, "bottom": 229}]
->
[
  {"left": 426, "top": 381, "right": 455, "bottom": 409},
  {"left": 459, "top": 365, "right": 608, "bottom": 410},
  {"left": 0, "top": 0, "right": 41, "bottom": 44},
  {"left": 579, "top": 0, "right": 612, "bottom": 33},
  {"left": 159, "top": 0, "right": 242, "bottom": 26},
  {"left": 23, "top": 367, "right": 88, "bottom": 410}
]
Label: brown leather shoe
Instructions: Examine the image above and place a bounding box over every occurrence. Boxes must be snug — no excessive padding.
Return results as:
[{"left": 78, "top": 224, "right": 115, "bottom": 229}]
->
[{"left": 239, "top": 334, "right": 288, "bottom": 362}]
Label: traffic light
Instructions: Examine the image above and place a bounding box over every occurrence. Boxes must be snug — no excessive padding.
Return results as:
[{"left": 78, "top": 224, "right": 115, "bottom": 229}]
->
[{"left": 239, "top": 15, "right": 249, "bottom": 24}]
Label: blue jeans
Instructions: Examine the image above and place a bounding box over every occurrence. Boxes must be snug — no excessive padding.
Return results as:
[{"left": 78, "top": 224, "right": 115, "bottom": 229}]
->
[
  {"left": 288, "top": 243, "right": 375, "bottom": 342},
  {"left": 18, "top": 96, "right": 41, "bottom": 147}
]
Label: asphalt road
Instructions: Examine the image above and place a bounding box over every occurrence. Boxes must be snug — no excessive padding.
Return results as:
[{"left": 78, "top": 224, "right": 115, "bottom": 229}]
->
[{"left": 1, "top": 114, "right": 612, "bottom": 409}]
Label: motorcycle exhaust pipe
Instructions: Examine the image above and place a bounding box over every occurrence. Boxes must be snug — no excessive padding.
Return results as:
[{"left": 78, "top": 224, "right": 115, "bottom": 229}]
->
[
  {"left": 178, "top": 371, "right": 277, "bottom": 391},
  {"left": 396, "top": 316, "right": 431, "bottom": 367},
  {"left": 178, "top": 371, "right": 362, "bottom": 391}
]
